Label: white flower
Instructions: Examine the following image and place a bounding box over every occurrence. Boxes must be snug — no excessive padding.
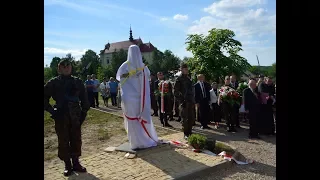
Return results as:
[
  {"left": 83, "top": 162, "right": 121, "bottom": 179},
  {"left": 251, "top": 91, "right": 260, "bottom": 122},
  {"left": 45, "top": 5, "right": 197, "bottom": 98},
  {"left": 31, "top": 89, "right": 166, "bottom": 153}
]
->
[
  {"left": 243, "top": 82, "right": 247, "bottom": 85},
  {"left": 221, "top": 92, "right": 227, "bottom": 96}
]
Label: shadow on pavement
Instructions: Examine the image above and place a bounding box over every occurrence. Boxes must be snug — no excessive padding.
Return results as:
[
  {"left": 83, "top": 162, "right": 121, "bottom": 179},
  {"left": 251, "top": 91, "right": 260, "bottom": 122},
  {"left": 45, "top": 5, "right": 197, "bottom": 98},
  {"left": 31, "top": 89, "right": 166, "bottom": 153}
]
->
[
  {"left": 68, "top": 172, "right": 100, "bottom": 180},
  {"left": 139, "top": 147, "right": 211, "bottom": 179}
]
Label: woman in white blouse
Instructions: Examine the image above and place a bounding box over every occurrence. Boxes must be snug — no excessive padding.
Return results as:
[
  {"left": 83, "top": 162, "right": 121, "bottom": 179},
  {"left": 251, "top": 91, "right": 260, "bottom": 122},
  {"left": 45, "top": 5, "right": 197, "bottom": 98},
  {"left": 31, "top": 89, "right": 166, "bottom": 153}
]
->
[
  {"left": 209, "top": 82, "right": 222, "bottom": 129},
  {"left": 100, "top": 78, "right": 110, "bottom": 107}
]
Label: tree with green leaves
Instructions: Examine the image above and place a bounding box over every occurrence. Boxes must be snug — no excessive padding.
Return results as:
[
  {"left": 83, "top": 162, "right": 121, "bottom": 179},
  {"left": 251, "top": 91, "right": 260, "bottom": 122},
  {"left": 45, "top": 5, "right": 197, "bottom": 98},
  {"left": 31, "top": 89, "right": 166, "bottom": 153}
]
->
[
  {"left": 149, "top": 48, "right": 163, "bottom": 74},
  {"left": 148, "top": 48, "right": 181, "bottom": 76},
  {"left": 44, "top": 67, "right": 53, "bottom": 82},
  {"left": 267, "top": 62, "right": 276, "bottom": 80},
  {"left": 50, "top": 57, "right": 61, "bottom": 77},
  {"left": 186, "top": 28, "right": 251, "bottom": 81},
  {"left": 79, "top": 50, "right": 100, "bottom": 78},
  {"left": 161, "top": 50, "right": 181, "bottom": 75},
  {"left": 111, "top": 49, "right": 127, "bottom": 75},
  {"left": 96, "top": 65, "right": 114, "bottom": 81}
]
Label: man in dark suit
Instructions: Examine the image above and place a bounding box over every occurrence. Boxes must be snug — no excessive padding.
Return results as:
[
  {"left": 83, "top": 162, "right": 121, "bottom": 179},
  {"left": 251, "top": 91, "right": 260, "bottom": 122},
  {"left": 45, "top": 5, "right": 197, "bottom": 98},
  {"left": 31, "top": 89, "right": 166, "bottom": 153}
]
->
[
  {"left": 194, "top": 74, "right": 211, "bottom": 129},
  {"left": 230, "top": 75, "right": 241, "bottom": 128},
  {"left": 230, "top": 75, "right": 239, "bottom": 89},
  {"left": 243, "top": 78, "right": 261, "bottom": 139}
]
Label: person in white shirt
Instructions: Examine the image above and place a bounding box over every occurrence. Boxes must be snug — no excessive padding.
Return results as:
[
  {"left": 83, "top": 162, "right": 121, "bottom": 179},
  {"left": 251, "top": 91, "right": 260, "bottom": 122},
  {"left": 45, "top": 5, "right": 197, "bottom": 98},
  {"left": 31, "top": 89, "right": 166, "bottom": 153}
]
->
[
  {"left": 100, "top": 78, "right": 110, "bottom": 107},
  {"left": 209, "top": 82, "right": 221, "bottom": 129}
]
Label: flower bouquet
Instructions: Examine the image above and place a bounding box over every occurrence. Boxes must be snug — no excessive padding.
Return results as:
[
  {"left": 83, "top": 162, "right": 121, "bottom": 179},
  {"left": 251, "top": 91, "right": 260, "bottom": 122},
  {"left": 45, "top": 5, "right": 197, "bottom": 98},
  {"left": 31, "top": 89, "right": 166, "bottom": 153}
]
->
[
  {"left": 154, "top": 80, "right": 170, "bottom": 97},
  {"left": 219, "top": 86, "right": 241, "bottom": 106},
  {"left": 237, "top": 82, "right": 248, "bottom": 96}
]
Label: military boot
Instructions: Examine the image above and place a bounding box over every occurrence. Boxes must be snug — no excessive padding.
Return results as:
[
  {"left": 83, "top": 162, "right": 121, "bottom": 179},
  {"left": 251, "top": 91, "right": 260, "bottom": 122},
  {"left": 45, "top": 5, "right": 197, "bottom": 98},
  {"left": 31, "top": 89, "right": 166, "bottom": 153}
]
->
[
  {"left": 72, "top": 157, "right": 87, "bottom": 173},
  {"left": 163, "top": 116, "right": 173, "bottom": 128},
  {"left": 63, "top": 159, "right": 73, "bottom": 176}
]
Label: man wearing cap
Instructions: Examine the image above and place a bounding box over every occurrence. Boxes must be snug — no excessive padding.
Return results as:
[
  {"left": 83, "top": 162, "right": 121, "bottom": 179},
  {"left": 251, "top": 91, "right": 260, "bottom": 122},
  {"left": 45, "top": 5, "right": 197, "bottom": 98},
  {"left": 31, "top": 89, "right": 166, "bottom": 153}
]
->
[
  {"left": 44, "top": 59, "right": 90, "bottom": 176},
  {"left": 174, "top": 63, "right": 195, "bottom": 139}
]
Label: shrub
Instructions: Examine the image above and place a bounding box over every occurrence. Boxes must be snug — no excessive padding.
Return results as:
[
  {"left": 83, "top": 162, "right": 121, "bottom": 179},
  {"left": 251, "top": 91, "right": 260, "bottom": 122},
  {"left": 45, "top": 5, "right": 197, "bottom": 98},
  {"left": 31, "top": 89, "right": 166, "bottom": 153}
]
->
[{"left": 188, "top": 134, "right": 207, "bottom": 149}]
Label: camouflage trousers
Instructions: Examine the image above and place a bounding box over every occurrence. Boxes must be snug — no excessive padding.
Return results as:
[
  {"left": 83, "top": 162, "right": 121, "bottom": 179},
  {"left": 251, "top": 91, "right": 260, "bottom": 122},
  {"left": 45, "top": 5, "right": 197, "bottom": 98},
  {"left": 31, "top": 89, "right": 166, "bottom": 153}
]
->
[
  {"left": 180, "top": 102, "right": 195, "bottom": 136},
  {"left": 54, "top": 105, "right": 82, "bottom": 161}
]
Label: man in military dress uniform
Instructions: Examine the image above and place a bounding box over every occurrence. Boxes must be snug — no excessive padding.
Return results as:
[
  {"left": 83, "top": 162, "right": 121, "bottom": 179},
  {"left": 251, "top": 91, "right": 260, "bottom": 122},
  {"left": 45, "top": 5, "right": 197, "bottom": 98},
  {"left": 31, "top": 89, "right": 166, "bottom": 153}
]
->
[
  {"left": 155, "top": 72, "right": 173, "bottom": 127},
  {"left": 174, "top": 63, "right": 195, "bottom": 139},
  {"left": 44, "top": 59, "right": 90, "bottom": 176}
]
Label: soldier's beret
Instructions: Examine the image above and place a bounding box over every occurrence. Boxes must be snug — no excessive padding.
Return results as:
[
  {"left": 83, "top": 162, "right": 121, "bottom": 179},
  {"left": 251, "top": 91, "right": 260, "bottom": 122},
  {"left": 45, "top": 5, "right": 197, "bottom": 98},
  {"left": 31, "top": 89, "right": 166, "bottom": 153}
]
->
[
  {"left": 180, "top": 62, "right": 188, "bottom": 69},
  {"left": 58, "top": 59, "right": 72, "bottom": 66}
]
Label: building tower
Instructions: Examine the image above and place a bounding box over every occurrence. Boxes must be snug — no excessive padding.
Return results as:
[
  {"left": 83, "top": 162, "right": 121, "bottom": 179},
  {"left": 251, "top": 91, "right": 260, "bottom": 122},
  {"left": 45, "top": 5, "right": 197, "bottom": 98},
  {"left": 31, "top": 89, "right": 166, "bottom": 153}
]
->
[{"left": 129, "top": 25, "right": 133, "bottom": 41}]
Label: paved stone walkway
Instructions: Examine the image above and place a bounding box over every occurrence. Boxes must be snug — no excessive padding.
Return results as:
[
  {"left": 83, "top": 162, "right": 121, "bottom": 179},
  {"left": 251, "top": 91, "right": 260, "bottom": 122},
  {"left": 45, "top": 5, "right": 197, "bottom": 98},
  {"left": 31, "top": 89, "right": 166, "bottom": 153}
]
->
[
  {"left": 95, "top": 105, "right": 276, "bottom": 180},
  {"left": 44, "top": 132, "right": 227, "bottom": 180}
]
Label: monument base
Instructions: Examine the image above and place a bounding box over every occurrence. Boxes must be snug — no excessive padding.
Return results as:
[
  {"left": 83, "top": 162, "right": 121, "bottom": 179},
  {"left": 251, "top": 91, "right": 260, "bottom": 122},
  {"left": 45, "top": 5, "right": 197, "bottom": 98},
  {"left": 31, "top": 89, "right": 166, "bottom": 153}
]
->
[{"left": 115, "top": 142, "right": 171, "bottom": 155}]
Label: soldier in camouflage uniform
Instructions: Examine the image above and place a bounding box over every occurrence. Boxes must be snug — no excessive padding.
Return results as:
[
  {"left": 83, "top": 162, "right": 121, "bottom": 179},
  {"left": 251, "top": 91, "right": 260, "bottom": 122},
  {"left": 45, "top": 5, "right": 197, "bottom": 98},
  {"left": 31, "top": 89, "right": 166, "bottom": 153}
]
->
[
  {"left": 44, "top": 59, "right": 90, "bottom": 176},
  {"left": 174, "top": 63, "right": 195, "bottom": 139}
]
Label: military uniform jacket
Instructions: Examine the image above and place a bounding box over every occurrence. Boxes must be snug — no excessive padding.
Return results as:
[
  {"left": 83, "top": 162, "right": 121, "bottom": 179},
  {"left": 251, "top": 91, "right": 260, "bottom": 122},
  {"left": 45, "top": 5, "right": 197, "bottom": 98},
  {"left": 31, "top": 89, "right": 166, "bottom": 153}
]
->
[
  {"left": 44, "top": 75, "right": 90, "bottom": 113},
  {"left": 174, "top": 75, "right": 195, "bottom": 104}
]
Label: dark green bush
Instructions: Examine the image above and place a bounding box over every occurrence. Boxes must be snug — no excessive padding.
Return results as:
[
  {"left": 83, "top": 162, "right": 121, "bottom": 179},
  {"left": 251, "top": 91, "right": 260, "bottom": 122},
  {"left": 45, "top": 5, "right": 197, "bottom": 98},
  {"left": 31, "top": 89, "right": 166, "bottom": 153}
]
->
[{"left": 188, "top": 134, "right": 207, "bottom": 149}]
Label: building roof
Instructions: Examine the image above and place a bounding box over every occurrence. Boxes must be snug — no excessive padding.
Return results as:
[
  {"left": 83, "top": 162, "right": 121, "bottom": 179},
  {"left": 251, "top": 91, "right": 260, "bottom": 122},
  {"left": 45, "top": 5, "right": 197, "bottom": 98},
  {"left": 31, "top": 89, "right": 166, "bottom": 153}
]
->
[{"left": 101, "top": 38, "right": 155, "bottom": 54}]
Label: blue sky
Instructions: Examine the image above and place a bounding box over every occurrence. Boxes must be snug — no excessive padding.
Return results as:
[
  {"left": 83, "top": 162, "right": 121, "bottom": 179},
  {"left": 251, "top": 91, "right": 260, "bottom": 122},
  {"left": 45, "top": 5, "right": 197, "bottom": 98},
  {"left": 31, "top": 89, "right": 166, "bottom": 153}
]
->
[{"left": 44, "top": 0, "right": 276, "bottom": 67}]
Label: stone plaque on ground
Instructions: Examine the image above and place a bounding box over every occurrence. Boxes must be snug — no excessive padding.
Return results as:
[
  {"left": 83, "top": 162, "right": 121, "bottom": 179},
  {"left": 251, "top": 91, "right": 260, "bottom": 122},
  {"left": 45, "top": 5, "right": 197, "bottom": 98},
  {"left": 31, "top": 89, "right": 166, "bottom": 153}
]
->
[
  {"left": 115, "top": 142, "right": 171, "bottom": 154},
  {"left": 115, "top": 142, "right": 137, "bottom": 153}
]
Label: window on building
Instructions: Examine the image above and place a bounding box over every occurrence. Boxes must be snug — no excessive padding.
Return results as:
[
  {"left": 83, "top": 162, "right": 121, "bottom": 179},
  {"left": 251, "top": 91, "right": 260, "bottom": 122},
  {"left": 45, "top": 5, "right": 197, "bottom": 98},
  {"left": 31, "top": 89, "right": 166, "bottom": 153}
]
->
[{"left": 106, "top": 58, "right": 110, "bottom": 64}]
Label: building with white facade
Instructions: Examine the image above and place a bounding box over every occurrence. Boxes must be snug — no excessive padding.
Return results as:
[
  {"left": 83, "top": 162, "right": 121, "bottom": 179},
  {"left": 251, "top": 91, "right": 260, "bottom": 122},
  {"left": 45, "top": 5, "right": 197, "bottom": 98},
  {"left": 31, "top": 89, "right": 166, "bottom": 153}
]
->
[{"left": 99, "top": 27, "right": 156, "bottom": 67}]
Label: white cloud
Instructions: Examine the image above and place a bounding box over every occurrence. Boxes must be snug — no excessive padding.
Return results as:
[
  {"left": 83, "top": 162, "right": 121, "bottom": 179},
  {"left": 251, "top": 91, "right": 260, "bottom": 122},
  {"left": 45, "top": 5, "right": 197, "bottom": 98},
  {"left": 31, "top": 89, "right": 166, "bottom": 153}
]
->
[
  {"left": 204, "top": 0, "right": 267, "bottom": 17},
  {"left": 44, "top": 47, "right": 88, "bottom": 66},
  {"left": 185, "top": 0, "right": 275, "bottom": 65},
  {"left": 173, "top": 14, "right": 189, "bottom": 21},
  {"left": 160, "top": 17, "right": 169, "bottom": 21},
  {"left": 188, "top": 0, "right": 275, "bottom": 37}
]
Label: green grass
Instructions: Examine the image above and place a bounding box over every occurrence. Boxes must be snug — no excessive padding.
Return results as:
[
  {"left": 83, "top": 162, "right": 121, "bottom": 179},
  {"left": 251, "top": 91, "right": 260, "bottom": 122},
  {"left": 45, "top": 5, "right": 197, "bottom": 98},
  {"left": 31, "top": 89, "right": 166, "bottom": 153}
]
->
[
  {"left": 44, "top": 98, "right": 126, "bottom": 161},
  {"left": 97, "top": 128, "right": 110, "bottom": 141}
]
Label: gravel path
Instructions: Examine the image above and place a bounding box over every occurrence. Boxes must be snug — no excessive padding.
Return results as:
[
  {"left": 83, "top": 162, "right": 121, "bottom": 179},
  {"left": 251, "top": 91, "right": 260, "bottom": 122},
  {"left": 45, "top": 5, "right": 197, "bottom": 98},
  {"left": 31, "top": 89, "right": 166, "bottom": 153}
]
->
[{"left": 96, "top": 106, "right": 276, "bottom": 180}]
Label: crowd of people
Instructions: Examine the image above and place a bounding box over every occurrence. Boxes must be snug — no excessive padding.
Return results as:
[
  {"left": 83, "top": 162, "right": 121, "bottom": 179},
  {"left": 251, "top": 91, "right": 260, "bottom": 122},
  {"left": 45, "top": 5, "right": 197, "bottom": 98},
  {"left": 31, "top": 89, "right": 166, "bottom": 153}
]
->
[
  {"left": 44, "top": 44, "right": 276, "bottom": 176},
  {"left": 82, "top": 62, "right": 276, "bottom": 141},
  {"left": 149, "top": 68, "right": 276, "bottom": 139},
  {"left": 84, "top": 75, "right": 120, "bottom": 108}
]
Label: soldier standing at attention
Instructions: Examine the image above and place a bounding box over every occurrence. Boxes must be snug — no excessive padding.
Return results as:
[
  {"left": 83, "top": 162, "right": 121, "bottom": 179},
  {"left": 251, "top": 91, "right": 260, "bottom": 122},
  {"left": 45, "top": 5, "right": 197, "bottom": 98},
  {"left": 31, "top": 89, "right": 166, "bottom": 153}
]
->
[
  {"left": 44, "top": 59, "right": 90, "bottom": 176},
  {"left": 174, "top": 63, "right": 195, "bottom": 139}
]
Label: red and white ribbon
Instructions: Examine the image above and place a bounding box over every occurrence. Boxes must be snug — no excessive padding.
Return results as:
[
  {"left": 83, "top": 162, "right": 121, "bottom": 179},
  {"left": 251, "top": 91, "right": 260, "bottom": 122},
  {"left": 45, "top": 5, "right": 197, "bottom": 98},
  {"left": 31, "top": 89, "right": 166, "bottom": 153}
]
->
[
  {"left": 218, "top": 151, "right": 254, "bottom": 165},
  {"left": 123, "top": 68, "right": 156, "bottom": 143},
  {"left": 160, "top": 81, "right": 166, "bottom": 113}
]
